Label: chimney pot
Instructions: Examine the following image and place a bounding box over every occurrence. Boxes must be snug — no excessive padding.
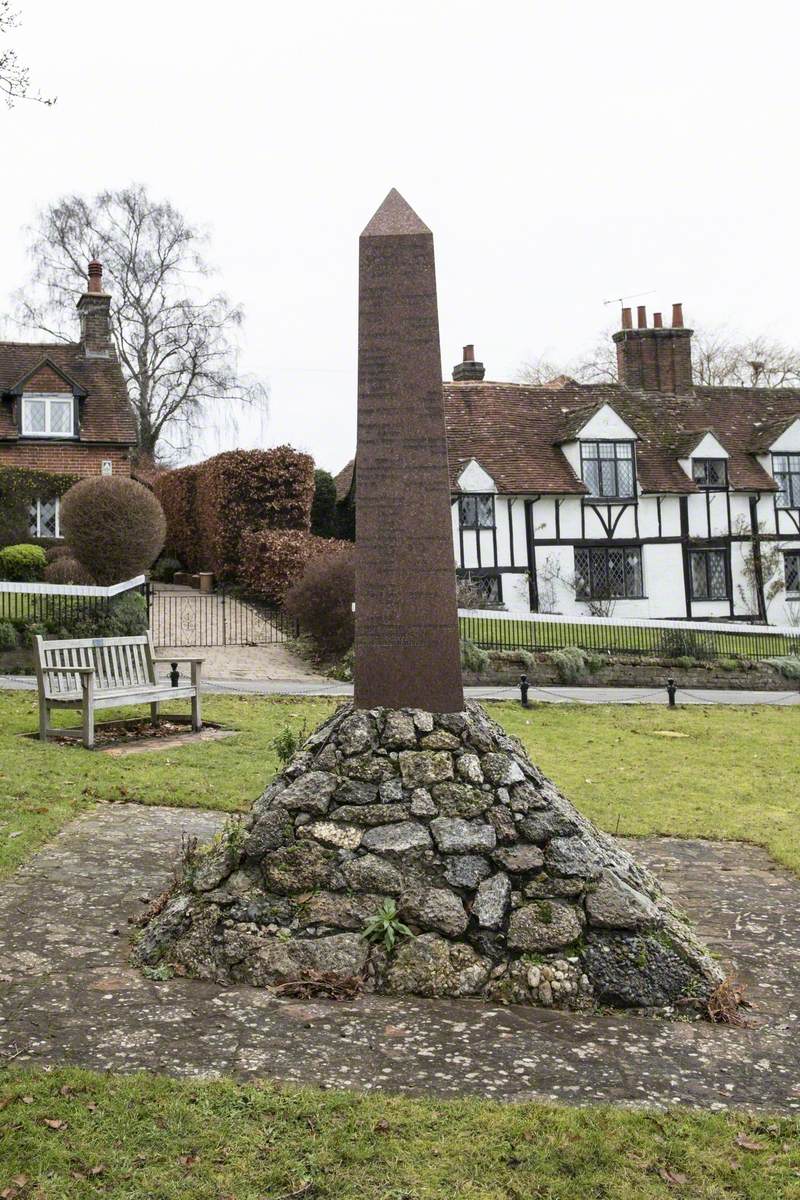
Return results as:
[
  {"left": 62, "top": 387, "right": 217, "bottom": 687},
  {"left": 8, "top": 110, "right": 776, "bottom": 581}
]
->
[
  {"left": 452, "top": 344, "right": 485, "bottom": 382},
  {"left": 621, "top": 307, "right": 632, "bottom": 330},
  {"left": 672, "top": 302, "right": 684, "bottom": 328},
  {"left": 87, "top": 260, "right": 103, "bottom": 294},
  {"left": 637, "top": 305, "right": 647, "bottom": 329},
  {"left": 653, "top": 312, "right": 663, "bottom": 328}
]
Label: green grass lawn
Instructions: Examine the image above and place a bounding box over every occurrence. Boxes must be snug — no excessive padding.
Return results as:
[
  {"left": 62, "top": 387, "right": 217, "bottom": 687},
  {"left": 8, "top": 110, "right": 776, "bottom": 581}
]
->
[
  {"left": 1, "top": 1068, "right": 798, "bottom": 1200},
  {"left": 2, "top": 692, "right": 800, "bottom": 1194},
  {"left": 1, "top": 691, "right": 798, "bottom": 878},
  {"left": 0, "top": 693, "right": 337, "bottom": 879}
]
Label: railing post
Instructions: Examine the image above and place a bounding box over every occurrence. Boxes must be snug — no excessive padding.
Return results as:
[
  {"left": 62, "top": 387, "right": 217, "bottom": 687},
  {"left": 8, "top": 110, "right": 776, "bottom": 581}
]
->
[{"left": 519, "top": 673, "right": 530, "bottom": 707}]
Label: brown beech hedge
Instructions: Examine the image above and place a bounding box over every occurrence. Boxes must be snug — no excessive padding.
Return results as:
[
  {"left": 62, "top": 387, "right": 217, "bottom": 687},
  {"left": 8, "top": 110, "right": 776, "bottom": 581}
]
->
[
  {"left": 155, "top": 447, "right": 314, "bottom": 578},
  {"left": 238, "top": 529, "right": 351, "bottom": 605}
]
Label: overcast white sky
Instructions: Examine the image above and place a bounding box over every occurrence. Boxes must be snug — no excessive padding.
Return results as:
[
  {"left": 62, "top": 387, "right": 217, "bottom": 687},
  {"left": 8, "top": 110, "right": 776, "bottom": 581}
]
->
[{"left": 3, "top": 1, "right": 800, "bottom": 474}]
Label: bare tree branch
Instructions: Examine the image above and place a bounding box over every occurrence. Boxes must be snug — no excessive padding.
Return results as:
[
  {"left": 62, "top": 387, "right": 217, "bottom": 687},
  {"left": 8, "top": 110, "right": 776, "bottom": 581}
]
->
[
  {"left": 0, "top": 2, "right": 54, "bottom": 107},
  {"left": 14, "top": 183, "right": 268, "bottom": 460}
]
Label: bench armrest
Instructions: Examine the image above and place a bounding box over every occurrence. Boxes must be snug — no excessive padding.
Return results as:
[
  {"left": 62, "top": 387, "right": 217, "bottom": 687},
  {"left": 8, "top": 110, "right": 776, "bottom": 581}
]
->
[{"left": 153, "top": 656, "right": 205, "bottom": 664}]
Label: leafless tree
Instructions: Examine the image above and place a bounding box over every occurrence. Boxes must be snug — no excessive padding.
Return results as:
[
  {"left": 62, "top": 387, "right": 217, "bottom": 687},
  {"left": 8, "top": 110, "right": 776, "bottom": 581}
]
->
[
  {"left": 519, "top": 323, "right": 800, "bottom": 389},
  {"left": 692, "top": 329, "right": 800, "bottom": 388},
  {"left": 0, "top": 2, "right": 53, "bottom": 107},
  {"left": 518, "top": 332, "right": 617, "bottom": 386},
  {"left": 15, "top": 184, "right": 268, "bottom": 459}
]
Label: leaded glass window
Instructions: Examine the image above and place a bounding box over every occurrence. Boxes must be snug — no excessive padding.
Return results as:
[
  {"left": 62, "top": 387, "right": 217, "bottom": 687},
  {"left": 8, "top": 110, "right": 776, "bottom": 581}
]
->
[
  {"left": 29, "top": 497, "right": 61, "bottom": 539},
  {"left": 773, "top": 454, "right": 800, "bottom": 508},
  {"left": 580, "top": 441, "right": 635, "bottom": 498},
  {"left": 689, "top": 548, "right": 729, "bottom": 600},
  {"left": 574, "top": 546, "right": 644, "bottom": 600},
  {"left": 785, "top": 552, "right": 800, "bottom": 594},
  {"left": 21, "top": 394, "right": 75, "bottom": 438},
  {"left": 692, "top": 458, "right": 728, "bottom": 488},
  {"left": 459, "top": 494, "right": 495, "bottom": 530}
]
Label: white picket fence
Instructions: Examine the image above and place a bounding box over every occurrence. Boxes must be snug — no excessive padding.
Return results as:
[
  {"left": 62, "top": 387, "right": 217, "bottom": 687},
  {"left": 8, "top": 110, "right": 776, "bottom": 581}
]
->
[{"left": 0, "top": 574, "right": 145, "bottom": 599}]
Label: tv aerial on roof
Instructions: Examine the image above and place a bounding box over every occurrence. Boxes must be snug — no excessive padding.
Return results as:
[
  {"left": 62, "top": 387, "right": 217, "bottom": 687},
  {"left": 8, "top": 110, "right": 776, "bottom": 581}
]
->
[{"left": 603, "top": 289, "right": 656, "bottom": 307}]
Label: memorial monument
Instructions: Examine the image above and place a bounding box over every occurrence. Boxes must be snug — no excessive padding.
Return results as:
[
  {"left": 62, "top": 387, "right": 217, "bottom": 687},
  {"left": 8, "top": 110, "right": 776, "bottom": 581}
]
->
[
  {"left": 136, "top": 193, "right": 725, "bottom": 1013},
  {"left": 354, "top": 189, "right": 463, "bottom": 713}
]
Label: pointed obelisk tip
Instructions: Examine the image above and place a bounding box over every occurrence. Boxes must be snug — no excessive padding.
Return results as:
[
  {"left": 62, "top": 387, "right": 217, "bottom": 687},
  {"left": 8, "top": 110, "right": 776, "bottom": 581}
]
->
[{"left": 361, "top": 188, "right": 431, "bottom": 238}]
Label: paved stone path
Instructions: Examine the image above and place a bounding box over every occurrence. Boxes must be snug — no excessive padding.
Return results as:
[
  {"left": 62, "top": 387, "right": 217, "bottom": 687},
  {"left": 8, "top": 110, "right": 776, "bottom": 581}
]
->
[
  {"left": 1, "top": 804, "right": 798, "bottom": 1110},
  {"left": 1, "top": 673, "right": 798, "bottom": 705}
]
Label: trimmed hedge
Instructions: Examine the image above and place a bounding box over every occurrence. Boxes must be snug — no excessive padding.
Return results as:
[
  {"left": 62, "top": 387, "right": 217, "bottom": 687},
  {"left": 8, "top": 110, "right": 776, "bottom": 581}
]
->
[
  {"left": 285, "top": 543, "right": 355, "bottom": 655},
  {"left": 238, "top": 529, "right": 350, "bottom": 605},
  {"left": 0, "top": 543, "right": 47, "bottom": 582},
  {"left": 43, "top": 556, "right": 96, "bottom": 585},
  {"left": 156, "top": 447, "right": 315, "bottom": 578},
  {"left": 311, "top": 469, "right": 337, "bottom": 537},
  {"left": 0, "top": 466, "right": 80, "bottom": 548}
]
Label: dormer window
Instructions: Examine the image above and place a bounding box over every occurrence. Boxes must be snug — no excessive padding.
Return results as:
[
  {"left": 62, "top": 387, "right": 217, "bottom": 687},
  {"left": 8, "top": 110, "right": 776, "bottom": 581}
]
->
[
  {"left": 692, "top": 458, "right": 728, "bottom": 489},
  {"left": 774, "top": 454, "right": 800, "bottom": 508},
  {"left": 21, "top": 393, "right": 75, "bottom": 438},
  {"left": 580, "top": 441, "right": 635, "bottom": 499},
  {"left": 459, "top": 494, "right": 495, "bottom": 529}
]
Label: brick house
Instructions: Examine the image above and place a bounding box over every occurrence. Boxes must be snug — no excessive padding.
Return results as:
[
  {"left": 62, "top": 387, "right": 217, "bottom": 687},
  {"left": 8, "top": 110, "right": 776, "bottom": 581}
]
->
[
  {"left": 339, "top": 305, "right": 800, "bottom": 625},
  {"left": 0, "top": 261, "right": 136, "bottom": 541}
]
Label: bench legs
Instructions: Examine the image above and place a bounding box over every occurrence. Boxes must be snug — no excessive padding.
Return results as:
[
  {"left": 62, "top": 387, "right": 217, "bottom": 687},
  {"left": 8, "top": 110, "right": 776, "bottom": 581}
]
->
[
  {"left": 191, "top": 661, "right": 202, "bottom": 732},
  {"left": 38, "top": 694, "right": 49, "bottom": 743},
  {"left": 81, "top": 675, "right": 95, "bottom": 750},
  {"left": 150, "top": 701, "right": 160, "bottom": 725}
]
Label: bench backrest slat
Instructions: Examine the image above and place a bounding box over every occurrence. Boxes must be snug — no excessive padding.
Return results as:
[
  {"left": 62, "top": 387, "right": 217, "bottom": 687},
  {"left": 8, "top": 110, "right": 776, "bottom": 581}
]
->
[{"left": 34, "top": 633, "right": 157, "bottom": 698}]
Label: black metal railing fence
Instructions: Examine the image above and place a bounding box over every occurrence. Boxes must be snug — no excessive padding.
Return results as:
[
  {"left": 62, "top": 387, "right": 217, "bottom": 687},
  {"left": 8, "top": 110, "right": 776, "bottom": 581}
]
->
[{"left": 459, "top": 612, "right": 800, "bottom": 662}]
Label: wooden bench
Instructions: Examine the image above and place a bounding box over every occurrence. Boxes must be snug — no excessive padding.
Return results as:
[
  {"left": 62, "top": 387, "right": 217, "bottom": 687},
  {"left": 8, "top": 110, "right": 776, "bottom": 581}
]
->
[{"left": 33, "top": 633, "right": 203, "bottom": 749}]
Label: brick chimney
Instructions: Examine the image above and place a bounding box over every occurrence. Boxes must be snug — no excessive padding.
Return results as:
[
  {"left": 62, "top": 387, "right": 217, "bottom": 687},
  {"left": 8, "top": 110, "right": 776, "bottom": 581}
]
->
[
  {"left": 76, "top": 260, "right": 113, "bottom": 358},
  {"left": 452, "top": 344, "right": 485, "bottom": 382},
  {"left": 612, "top": 304, "right": 692, "bottom": 391}
]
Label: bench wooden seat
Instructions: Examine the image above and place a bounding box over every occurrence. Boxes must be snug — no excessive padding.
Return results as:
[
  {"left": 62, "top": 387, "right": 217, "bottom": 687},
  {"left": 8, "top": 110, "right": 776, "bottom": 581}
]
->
[{"left": 33, "top": 633, "right": 203, "bottom": 749}]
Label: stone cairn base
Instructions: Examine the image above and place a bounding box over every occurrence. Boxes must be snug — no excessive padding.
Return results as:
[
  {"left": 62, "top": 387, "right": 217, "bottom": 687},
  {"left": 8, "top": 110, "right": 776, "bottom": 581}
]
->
[{"left": 136, "top": 702, "right": 724, "bottom": 1012}]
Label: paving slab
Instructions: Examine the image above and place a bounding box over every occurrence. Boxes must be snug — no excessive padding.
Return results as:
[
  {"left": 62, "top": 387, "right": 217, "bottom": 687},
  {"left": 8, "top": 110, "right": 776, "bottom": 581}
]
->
[{"left": 1, "top": 803, "right": 798, "bottom": 1110}]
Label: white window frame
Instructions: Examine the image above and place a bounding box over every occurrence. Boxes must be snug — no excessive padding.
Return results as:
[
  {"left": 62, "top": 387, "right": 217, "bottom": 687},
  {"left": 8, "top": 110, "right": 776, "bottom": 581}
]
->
[
  {"left": 21, "top": 392, "right": 76, "bottom": 439},
  {"left": 29, "top": 496, "right": 62, "bottom": 540}
]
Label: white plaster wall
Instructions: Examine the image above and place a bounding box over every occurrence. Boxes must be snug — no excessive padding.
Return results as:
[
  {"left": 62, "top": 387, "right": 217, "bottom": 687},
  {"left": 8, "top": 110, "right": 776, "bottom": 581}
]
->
[
  {"left": 502, "top": 571, "right": 531, "bottom": 612},
  {"left": 451, "top": 487, "right": 799, "bottom": 626},
  {"left": 574, "top": 406, "right": 637, "bottom": 441}
]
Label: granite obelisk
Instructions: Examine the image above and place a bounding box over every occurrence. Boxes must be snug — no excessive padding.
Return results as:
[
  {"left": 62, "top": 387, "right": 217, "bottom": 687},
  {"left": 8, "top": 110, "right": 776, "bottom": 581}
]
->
[{"left": 354, "top": 190, "right": 464, "bottom": 712}]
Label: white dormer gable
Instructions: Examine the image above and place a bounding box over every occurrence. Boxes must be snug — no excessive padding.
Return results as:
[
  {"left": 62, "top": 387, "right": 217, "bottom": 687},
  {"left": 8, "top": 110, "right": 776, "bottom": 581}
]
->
[
  {"left": 575, "top": 404, "right": 637, "bottom": 442},
  {"left": 457, "top": 458, "right": 497, "bottom": 493},
  {"left": 688, "top": 432, "right": 729, "bottom": 460},
  {"left": 770, "top": 418, "right": 800, "bottom": 453}
]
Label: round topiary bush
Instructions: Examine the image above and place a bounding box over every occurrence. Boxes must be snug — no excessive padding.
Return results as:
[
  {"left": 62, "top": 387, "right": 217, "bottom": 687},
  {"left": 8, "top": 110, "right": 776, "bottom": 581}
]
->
[
  {"left": 43, "top": 556, "right": 96, "bottom": 585},
  {"left": 60, "top": 477, "right": 166, "bottom": 586},
  {"left": 0, "top": 543, "right": 47, "bottom": 582}
]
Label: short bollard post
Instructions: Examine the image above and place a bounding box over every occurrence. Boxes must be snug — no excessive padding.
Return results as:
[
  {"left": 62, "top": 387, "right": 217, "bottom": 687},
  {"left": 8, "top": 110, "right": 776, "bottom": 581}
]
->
[
  {"left": 666, "top": 677, "right": 677, "bottom": 708},
  {"left": 520, "top": 673, "right": 530, "bottom": 708},
  {"left": 170, "top": 662, "right": 180, "bottom": 688}
]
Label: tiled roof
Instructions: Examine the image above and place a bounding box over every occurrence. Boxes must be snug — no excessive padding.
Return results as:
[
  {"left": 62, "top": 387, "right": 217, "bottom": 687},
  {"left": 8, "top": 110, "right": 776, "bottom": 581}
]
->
[
  {"left": 443, "top": 381, "right": 800, "bottom": 495},
  {"left": 0, "top": 342, "right": 137, "bottom": 445},
  {"left": 335, "top": 458, "right": 355, "bottom": 502}
]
